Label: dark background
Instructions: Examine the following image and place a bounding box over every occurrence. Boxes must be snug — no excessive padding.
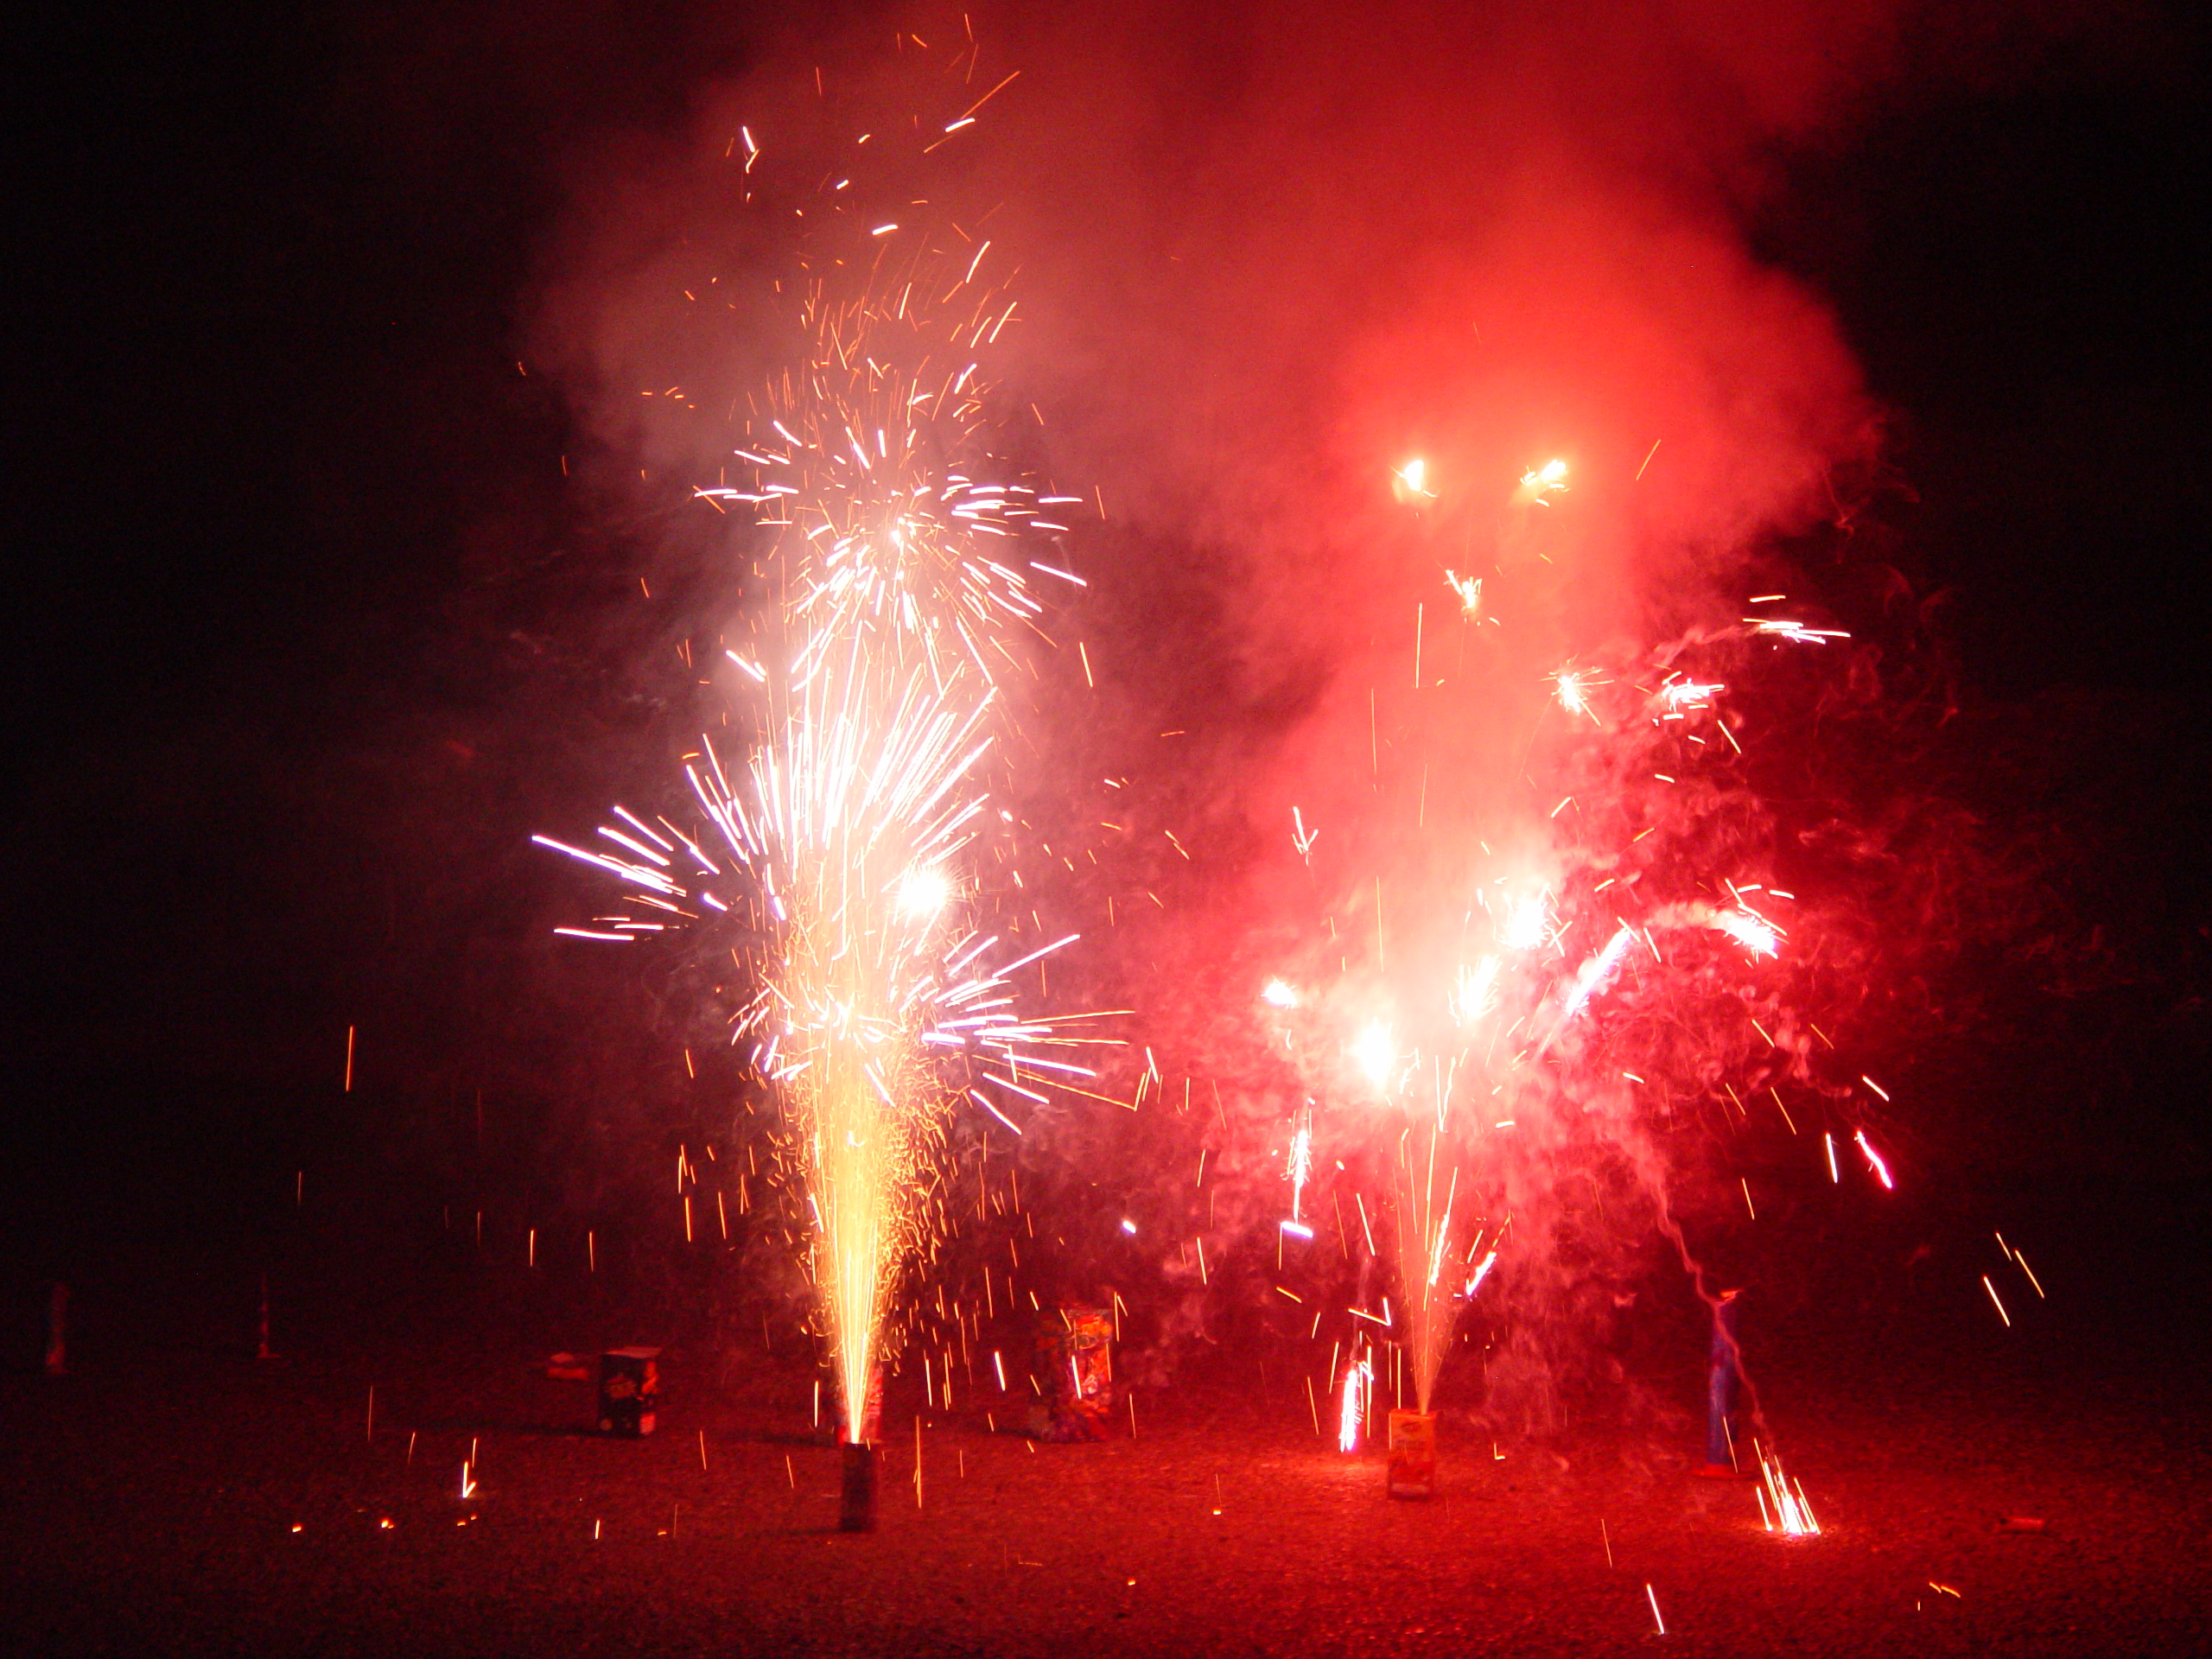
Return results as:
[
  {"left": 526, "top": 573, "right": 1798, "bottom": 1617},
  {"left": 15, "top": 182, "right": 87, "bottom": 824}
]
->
[{"left": 2, "top": 2, "right": 2206, "bottom": 1347}]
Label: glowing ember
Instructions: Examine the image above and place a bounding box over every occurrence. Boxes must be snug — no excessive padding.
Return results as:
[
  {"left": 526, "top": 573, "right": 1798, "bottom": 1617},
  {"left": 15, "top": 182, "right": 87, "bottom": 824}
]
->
[
  {"left": 1854, "top": 1128, "right": 1895, "bottom": 1190},
  {"left": 1658, "top": 678, "right": 1725, "bottom": 710},
  {"left": 1463, "top": 1248, "right": 1498, "bottom": 1299},
  {"left": 1448, "top": 956, "right": 1502, "bottom": 1027},
  {"left": 1392, "top": 456, "right": 1435, "bottom": 501},
  {"left": 1499, "top": 890, "right": 1552, "bottom": 952},
  {"left": 1517, "top": 457, "right": 1570, "bottom": 503},
  {"left": 896, "top": 865, "right": 955, "bottom": 923},
  {"left": 1747, "top": 617, "right": 1851, "bottom": 645},
  {"left": 1285, "top": 1105, "right": 1314, "bottom": 1226},
  {"left": 1545, "top": 925, "right": 1636, "bottom": 1047},
  {"left": 1444, "top": 569, "right": 1483, "bottom": 619},
  {"left": 1709, "top": 906, "right": 1782, "bottom": 957}
]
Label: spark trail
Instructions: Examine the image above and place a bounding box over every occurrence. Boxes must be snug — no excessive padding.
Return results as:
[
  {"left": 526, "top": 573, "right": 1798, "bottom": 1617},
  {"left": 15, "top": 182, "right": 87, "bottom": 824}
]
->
[{"left": 542, "top": 56, "right": 1096, "bottom": 1441}]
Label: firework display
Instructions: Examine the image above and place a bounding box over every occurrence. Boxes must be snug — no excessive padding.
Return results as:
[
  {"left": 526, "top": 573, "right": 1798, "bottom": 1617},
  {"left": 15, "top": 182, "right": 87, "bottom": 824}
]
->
[
  {"left": 539, "top": 60, "right": 1102, "bottom": 1460},
  {"left": 17, "top": 0, "right": 2212, "bottom": 1649},
  {"left": 532, "top": 32, "right": 2058, "bottom": 1564},
  {"left": 1034, "top": 435, "right": 1920, "bottom": 1514},
  {"left": 533, "top": 45, "right": 1889, "bottom": 1523}
]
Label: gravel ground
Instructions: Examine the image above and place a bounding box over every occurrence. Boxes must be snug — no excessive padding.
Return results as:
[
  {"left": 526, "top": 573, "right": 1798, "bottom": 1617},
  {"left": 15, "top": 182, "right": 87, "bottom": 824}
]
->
[{"left": 4, "top": 1308, "right": 2207, "bottom": 1658}]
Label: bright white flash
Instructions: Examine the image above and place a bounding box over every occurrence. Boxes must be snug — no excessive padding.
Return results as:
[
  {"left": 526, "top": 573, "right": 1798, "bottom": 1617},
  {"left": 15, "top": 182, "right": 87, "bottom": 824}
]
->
[
  {"left": 1261, "top": 977, "right": 1299, "bottom": 1010},
  {"left": 1710, "top": 907, "right": 1781, "bottom": 957},
  {"left": 1449, "top": 957, "right": 1502, "bottom": 1027},
  {"left": 1519, "top": 458, "right": 1569, "bottom": 501},
  {"left": 1855, "top": 1129, "right": 1895, "bottom": 1191},
  {"left": 1501, "top": 892, "right": 1551, "bottom": 953},
  {"left": 1352, "top": 1021, "right": 1395, "bottom": 1092},
  {"left": 895, "top": 866, "right": 953, "bottom": 922},
  {"left": 1464, "top": 1249, "right": 1498, "bottom": 1299},
  {"left": 1749, "top": 618, "right": 1850, "bottom": 645},
  {"left": 1338, "top": 1350, "right": 1371, "bottom": 1453},
  {"left": 1660, "top": 680, "right": 1724, "bottom": 710},
  {"left": 1444, "top": 569, "right": 1482, "bottom": 619}
]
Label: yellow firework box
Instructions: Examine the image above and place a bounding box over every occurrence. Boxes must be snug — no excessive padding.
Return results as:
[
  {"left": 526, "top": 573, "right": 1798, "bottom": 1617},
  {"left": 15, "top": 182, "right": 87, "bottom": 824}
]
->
[{"left": 1387, "top": 1409, "right": 1437, "bottom": 1499}]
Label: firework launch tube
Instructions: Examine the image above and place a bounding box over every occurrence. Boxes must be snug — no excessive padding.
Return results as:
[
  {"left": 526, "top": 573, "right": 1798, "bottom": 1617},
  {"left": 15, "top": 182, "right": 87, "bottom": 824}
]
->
[
  {"left": 1704, "top": 1291, "right": 1743, "bottom": 1470},
  {"left": 839, "top": 1440, "right": 879, "bottom": 1532}
]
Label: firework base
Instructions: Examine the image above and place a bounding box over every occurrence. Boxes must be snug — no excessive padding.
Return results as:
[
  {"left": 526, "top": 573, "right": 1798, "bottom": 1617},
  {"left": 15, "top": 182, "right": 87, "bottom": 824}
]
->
[
  {"left": 836, "top": 1366, "right": 885, "bottom": 1446},
  {"left": 838, "top": 1441, "right": 879, "bottom": 1532},
  {"left": 596, "top": 1348, "right": 659, "bottom": 1438},
  {"left": 1387, "top": 1410, "right": 1437, "bottom": 1500}
]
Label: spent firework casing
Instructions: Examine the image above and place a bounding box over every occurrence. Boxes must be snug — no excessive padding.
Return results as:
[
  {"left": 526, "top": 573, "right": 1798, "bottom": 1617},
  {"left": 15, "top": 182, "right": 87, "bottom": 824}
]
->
[
  {"left": 1030, "top": 1306, "right": 1112, "bottom": 1441},
  {"left": 1388, "top": 1409, "right": 1437, "bottom": 1499},
  {"left": 598, "top": 1347, "right": 660, "bottom": 1437}
]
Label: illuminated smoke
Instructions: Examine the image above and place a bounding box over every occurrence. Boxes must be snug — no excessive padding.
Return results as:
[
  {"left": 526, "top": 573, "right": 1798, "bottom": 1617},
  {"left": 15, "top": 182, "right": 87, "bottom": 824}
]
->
[
  {"left": 534, "top": 47, "right": 1099, "bottom": 1437},
  {"left": 521, "top": 0, "right": 1998, "bottom": 1442}
]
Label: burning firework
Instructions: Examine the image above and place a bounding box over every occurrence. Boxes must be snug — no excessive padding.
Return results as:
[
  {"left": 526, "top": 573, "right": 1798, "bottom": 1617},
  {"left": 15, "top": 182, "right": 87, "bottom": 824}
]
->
[
  {"left": 1752, "top": 1441, "right": 1821, "bottom": 1536},
  {"left": 1173, "top": 441, "right": 1891, "bottom": 1484},
  {"left": 1391, "top": 456, "right": 1436, "bottom": 504},
  {"left": 1515, "top": 456, "right": 1570, "bottom": 504},
  {"left": 1283, "top": 1100, "right": 1315, "bottom": 1236},
  {"left": 541, "top": 67, "right": 1099, "bottom": 1460},
  {"left": 1337, "top": 1338, "right": 1373, "bottom": 1452},
  {"left": 1389, "top": 1119, "right": 1470, "bottom": 1415}
]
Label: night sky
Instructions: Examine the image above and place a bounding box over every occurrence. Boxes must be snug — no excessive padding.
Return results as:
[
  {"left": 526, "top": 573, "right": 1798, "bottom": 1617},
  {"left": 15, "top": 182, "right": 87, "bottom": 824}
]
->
[{"left": 4, "top": 0, "right": 2207, "bottom": 1260}]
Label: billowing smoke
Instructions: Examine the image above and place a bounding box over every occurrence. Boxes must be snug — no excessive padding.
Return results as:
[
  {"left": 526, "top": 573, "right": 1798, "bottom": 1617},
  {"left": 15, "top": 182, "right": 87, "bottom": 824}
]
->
[{"left": 520, "top": 2, "right": 2063, "bottom": 1430}]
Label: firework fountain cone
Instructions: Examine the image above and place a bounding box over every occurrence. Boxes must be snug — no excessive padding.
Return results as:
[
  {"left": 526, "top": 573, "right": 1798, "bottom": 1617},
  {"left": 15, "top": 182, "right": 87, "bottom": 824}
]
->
[{"left": 1698, "top": 1289, "right": 1749, "bottom": 1477}]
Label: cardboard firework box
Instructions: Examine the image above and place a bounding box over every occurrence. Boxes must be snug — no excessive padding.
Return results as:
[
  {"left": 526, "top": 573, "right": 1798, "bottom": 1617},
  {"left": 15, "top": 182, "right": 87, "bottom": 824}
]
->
[
  {"left": 598, "top": 1347, "right": 660, "bottom": 1437},
  {"left": 1387, "top": 1409, "right": 1437, "bottom": 1498},
  {"left": 1030, "top": 1306, "right": 1113, "bottom": 1441}
]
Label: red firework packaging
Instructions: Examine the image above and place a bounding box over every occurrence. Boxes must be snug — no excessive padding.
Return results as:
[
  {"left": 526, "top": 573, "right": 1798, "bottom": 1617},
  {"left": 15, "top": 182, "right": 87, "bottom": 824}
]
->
[
  {"left": 597, "top": 1347, "right": 660, "bottom": 1437},
  {"left": 1030, "top": 1306, "right": 1112, "bottom": 1441},
  {"left": 1388, "top": 1410, "right": 1437, "bottom": 1498}
]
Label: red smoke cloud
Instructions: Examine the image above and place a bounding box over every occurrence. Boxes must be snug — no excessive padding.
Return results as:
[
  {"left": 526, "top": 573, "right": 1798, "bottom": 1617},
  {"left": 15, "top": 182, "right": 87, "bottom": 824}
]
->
[
  {"left": 522, "top": 0, "right": 1913, "bottom": 1125},
  {"left": 917, "top": 2, "right": 1893, "bottom": 983},
  {"left": 519, "top": 0, "right": 2100, "bottom": 1397}
]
